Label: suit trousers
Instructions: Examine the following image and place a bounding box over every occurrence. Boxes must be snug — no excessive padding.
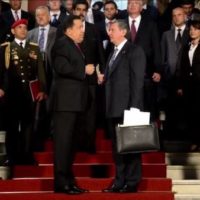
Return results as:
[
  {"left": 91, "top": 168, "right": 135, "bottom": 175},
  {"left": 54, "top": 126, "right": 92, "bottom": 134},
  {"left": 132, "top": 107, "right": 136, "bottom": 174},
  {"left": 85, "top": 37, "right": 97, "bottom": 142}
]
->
[
  {"left": 107, "top": 118, "right": 142, "bottom": 188},
  {"left": 77, "top": 85, "right": 96, "bottom": 152},
  {"left": 53, "top": 111, "right": 80, "bottom": 189}
]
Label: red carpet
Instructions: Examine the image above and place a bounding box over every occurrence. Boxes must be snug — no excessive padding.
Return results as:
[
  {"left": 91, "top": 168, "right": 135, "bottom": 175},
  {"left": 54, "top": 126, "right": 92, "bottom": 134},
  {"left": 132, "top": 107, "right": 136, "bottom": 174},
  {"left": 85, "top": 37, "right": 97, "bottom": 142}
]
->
[{"left": 0, "top": 129, "right": 174, "bottom": 200}]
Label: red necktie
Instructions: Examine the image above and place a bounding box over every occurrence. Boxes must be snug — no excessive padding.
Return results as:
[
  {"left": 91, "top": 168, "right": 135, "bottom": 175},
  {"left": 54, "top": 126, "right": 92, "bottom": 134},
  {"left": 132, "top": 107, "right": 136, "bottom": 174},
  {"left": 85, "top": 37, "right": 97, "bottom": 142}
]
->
[{"left": 131, "top": 20, "right": 136, "bottom": 42}]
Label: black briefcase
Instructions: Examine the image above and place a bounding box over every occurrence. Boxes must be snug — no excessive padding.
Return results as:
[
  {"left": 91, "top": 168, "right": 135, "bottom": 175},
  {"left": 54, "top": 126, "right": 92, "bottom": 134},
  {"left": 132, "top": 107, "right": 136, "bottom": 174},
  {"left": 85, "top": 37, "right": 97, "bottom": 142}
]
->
[{"left": 116, "top": 124, "right": 160, "bottom": 154}]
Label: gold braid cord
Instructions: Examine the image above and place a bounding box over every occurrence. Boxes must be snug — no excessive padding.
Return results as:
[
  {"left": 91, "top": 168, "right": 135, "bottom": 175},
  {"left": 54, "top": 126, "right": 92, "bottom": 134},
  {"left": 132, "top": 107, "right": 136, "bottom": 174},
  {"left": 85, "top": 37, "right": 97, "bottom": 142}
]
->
[{"left": 5, "top": 43, "right": 10, "bottom": 69}]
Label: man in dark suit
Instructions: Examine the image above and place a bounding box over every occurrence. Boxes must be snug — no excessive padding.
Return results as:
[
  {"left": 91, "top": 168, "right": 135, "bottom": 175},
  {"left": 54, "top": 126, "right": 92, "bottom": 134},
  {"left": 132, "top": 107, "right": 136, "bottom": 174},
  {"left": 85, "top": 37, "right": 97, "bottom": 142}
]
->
[
  {"left": 96, "top": 0, "right": 118, "bottom": 61},
  {"left": 161, "top": 7, "right": 189, "bottom": 140},
  {"left": 0, "top": 19, "right": 46, "bottom": 165},
  {"left": 51, "top": 15, "right": 94, "bottom": 194},
  {"left": 126, "top": 0, "right": 161, "bottom": 120},
  {"left": 72, "top": 0, "right": 105, "bottom": 153},
  {"left": 0, "top": 0, "right": 10, "bottom": 14},
  {"left": 101, "top": 20, "right": 145, "bottom": 193},
  {"left": 0, "top": 0, "right": 35, "bottom": 42},
  {"left": 48, "top": 0, "right": 68, "bottom": 27}
]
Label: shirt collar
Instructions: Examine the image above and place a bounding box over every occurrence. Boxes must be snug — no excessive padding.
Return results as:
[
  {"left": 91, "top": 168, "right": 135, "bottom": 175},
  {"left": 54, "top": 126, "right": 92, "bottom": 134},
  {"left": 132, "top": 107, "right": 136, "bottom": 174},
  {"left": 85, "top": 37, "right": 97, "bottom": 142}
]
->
[
  {"left": 105, "top": 18, "right": 116, "bottom": 24},
  {"left": 50, "top": 10, "right": 61, "bottom": 18},
  {"left": 175, "top": 24, "right": 186, "bottom": 32},
  {"left": 15, "top": 38, "right": 26, "bottom": 47},
  {"left": 115, "top": 39, "right": 127, "bottom": 52},
  {"left": 129, "top": 15, "right": 141, "bottom": 24},
  {"left": 11, "top": 9, "right": 21, "bottom": 14},
  {"left": 39, "top": 24, "right": 50, "bottom": 31},
  {"left": 143, "top": 4, "right": 147, "bottom": 10}
]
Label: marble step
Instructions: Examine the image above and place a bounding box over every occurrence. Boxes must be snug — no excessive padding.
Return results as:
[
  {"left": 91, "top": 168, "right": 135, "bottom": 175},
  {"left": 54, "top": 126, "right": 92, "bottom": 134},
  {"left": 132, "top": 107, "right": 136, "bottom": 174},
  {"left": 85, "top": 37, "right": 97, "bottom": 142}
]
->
[
  {"left": 167, "top": 165, "right": 200, "bottom": 180},
  {"left": 173, "top": 180, "right": 200, "bottom": 194},
  {"left": 0, "top": 131, "right": 6, "bottom": 143},
  {"left": 166, "top": 153, "right": 200, "bottom": 165},
  {"left": 0, "top": 166, "right": 9, "bottom": 180},
  {"left": 175, "top": 194, "right": 200, "bottom": 200}
]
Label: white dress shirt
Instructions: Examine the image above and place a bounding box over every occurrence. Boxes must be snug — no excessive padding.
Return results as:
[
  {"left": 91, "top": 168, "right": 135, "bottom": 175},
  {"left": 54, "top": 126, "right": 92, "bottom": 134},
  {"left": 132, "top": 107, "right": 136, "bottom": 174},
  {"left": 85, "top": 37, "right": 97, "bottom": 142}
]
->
[
  {"left": 128, "top": 15, "right": 141, "bottom": 32},
  {"left": 174, "top": 24, "right": 186, "bottom": 40},
  {"left": 114, "top": 39, "right": 128, "bottom": 59},
  {"left": 189, "top": 43, "right": 198, "bottom": 66},
  {"left": 11, "top": 9, "right": 21, "bottom": 21},
  {"left": 50, "top": 10, "right": 61, "bottom": 21},
  {"left": 15, "top": 38, "right": 26, "bottom": 48},
  {"left": 38, "top": 24, "right": 50, "bottom": 52}
]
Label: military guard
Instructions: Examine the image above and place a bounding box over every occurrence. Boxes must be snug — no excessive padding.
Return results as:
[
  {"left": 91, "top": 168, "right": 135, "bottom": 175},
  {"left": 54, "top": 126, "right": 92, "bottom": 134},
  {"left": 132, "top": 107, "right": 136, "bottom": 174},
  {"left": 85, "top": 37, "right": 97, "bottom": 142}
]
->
[{"left": 0, "top": 19, "right": 46, "bottom": 165}]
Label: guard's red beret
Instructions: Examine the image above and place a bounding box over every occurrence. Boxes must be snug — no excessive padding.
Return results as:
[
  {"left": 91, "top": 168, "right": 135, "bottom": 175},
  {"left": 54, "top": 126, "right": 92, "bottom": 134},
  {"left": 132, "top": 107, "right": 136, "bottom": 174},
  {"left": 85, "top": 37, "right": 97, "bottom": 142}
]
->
[{"left": 11, "top": 19, "right": 28, "bottom": 29}]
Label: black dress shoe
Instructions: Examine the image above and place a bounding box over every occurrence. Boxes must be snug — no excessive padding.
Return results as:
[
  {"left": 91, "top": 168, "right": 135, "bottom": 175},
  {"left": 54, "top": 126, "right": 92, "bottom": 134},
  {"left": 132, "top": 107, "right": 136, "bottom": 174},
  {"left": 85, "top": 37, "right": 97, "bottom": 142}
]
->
[
  {"left": 71, "top": 185, "right": 89, "bottom": 193},
  {"left": 102, "top": 184, "right": 123, "bottom": 193},
  {"left": 54, "top": 185, "right": 82, "bottom": 194},
  {"left": 119, "top": 184, "right": 137, "bottom": 193}
]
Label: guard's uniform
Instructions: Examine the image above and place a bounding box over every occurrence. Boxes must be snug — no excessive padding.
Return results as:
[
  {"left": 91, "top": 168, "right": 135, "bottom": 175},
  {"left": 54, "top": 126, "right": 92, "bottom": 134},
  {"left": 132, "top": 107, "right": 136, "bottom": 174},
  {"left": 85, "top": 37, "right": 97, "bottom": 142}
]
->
[{"left": 0, "top": 40, "right": 46, "bottom": 165}]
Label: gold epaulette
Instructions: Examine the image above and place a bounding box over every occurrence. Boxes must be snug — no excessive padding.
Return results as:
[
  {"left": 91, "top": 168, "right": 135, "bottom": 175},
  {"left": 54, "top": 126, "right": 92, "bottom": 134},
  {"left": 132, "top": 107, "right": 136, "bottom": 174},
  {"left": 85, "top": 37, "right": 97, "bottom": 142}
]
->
[
  {"left": 1, "top": 42, "right": 10, "bottom": 47},
  {"left": 29, "top": 42, "right": 38, "bottom": 46}
]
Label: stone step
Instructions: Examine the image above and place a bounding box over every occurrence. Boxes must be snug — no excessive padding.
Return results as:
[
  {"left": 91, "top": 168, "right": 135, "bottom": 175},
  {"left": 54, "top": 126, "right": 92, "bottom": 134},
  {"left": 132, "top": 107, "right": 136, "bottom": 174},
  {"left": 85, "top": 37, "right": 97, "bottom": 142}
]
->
[
  {"left": 0, "top": 131, "right": 6, "bottom": 143},
  {"left": 166, "top": 153, "right": 200, "bottom": 165},
  {"left": 167, "top": 165, "right": 200, "bottom": 180},
  {"left": 173, "top": 180, "right": 200, "bottom": 194},
  {"left": 175, "top": 194, "right": 200, "bottom": 200},
  {"left": 0, "top": 166, "right": 9, "bottom": 180}
]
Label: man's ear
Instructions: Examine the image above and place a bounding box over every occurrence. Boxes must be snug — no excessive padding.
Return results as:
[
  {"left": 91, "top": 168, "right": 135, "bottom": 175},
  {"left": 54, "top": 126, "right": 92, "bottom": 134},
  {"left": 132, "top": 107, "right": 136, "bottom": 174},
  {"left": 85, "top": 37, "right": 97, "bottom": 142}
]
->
[{"left": 11, "top": 28, "right": 15, "bottom": 35}]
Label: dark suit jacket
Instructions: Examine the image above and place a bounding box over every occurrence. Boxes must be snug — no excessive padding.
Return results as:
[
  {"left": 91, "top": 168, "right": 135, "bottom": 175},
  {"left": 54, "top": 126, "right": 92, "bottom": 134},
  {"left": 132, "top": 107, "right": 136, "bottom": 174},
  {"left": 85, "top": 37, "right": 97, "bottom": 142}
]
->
[
  {"left": 1, "top": 9, "right": 35, "bottom": 41},
  {"left": 80, "top": 22, "right": 105, "bottom": 84},
  {"left": 178, "top": 43, "right": 200, "bottom": 89},
  {"left": 92, "top": 9, "right": 104, "bottom": 24},
  {"left": 161, "top": 27, "right": 189, "bottom": 79},
  {"left": 105, "top": 41, "right": 146, "bottom": 118},
  {"left": 49, "top": 11, "right": 68, "bottom": 28},
  {"left": 126, "top": 15, "right": 161, "bottom": 77},
  {"left": 50, "top": 36, "right": 88, "bottom": 112},
  {"left": 0, "top": 1, "right": 10, "bottom": 13}
]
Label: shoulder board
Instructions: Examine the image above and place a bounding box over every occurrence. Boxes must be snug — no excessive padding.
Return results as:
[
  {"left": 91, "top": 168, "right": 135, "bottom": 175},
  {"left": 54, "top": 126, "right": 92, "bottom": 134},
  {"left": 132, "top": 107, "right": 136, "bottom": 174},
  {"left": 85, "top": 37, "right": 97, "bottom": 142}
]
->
[
  {"left": 29, "top": 42, "right": 38, "bottom": 46},
  {"left": 1, "top": 42, "right": 10, "bottom": 47}
]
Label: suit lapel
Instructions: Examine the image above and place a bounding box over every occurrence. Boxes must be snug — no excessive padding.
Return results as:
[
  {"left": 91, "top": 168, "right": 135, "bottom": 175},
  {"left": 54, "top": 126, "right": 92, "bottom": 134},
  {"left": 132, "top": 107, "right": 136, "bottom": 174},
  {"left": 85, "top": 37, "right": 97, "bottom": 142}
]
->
[
  {"left": 192, "top": 43, "right": 200, "bottom": 66},
  {"left": 169, "top": 29, "right": 177, "bottom": 51},
  {"left": 46, "top": 27, "right": 53, "bottom": 50},
  {"left": 107, "top": 41, "right": 129, "bottom": 77}
]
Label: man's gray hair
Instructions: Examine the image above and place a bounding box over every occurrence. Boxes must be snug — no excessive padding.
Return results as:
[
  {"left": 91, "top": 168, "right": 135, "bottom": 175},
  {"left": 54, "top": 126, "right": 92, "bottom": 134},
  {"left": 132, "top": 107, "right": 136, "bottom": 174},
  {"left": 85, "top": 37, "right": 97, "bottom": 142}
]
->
[
  {"left": 36, "top": 5, "right": 50, "bottom": 16},
  {"left": 112, "top": 20, "right": 130, "bottom": 38}
]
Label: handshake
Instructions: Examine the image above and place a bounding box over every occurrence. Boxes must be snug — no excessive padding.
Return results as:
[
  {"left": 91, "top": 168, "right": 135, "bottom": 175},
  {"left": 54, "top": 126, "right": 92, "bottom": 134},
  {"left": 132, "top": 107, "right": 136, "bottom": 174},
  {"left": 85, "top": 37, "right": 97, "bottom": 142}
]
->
[{"left": 85, "top": 64, "right": 95, "bottom": 75}]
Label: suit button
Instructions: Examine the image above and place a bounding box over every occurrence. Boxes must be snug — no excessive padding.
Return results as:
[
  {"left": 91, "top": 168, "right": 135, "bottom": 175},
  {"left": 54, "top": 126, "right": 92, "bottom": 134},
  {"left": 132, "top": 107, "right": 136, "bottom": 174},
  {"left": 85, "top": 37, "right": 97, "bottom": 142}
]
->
[
  {"left": 190, "top": 72, "right": 192, "bottom": 76},
  {"left": 21, "top": 73, "right": 24, "bottom": 76},
  {"left": 22, "top": 79, "right": 25, "bottom": 83},
  {"left": 20, "top": 66, "right": 23, "bottom": 69}
]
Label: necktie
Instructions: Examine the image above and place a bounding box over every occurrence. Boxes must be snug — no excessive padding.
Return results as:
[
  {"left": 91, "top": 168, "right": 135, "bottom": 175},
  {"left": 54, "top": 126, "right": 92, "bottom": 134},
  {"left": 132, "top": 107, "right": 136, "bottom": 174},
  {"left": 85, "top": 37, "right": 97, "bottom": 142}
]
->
[
  {"left": 19, "top": 42, "right": 23, "bottom": 48},
  {"left": 76, "top": 43, "right": 84, "bottom": 57},
  {"left": 176, "top": 28, "right": 182, "bottom": 49},
  {"left": 52, "top": 14, "right": 58, "bottom": 27},
  {"left": 131, "top": 20, "right": 136, "bottom": 42},
  {"left": 39, "top": 28, "right": 45, "bottom": 52},
  {"left": 109, "top": 48, "right": 118, "bottom": 70},
  {"left": 15, "top": 10, "right": 19, "bottom": 21}
]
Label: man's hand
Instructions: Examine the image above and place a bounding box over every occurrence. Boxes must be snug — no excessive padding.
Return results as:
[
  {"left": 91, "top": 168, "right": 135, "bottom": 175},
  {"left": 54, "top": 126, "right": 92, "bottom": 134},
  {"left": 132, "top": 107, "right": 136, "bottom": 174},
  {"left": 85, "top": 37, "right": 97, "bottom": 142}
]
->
[
  {"left": 0, "top": 89, "right": 5, "bottom": 98},
  {"left": 85, "top": 64, "right": 95, "bottom": 75},
  {"left": 152, "top": 72, "right": 161, "bottom": 82},
  {"left": 177, "top": 89, "right": 183, "bottom": 96},
  {"left": 36, "top": 92, "right": 46, "bottom": 102},
  {"left": 97, "top": 73, "right": 104, "bottom": 84}
]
